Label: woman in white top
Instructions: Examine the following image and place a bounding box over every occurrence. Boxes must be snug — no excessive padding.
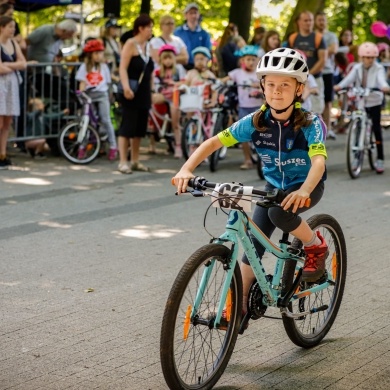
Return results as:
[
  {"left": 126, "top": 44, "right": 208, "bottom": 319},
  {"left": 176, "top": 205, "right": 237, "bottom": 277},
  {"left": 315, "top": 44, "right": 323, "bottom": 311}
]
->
[{"left": 150, "top": 15, "right": 188, "bottom": 66}]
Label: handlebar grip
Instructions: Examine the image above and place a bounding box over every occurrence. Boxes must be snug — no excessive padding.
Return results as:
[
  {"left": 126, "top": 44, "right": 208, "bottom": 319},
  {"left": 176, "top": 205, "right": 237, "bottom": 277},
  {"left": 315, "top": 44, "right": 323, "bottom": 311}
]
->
[{"left": 171, "top": 177, "right": 176, "bottom": 186}]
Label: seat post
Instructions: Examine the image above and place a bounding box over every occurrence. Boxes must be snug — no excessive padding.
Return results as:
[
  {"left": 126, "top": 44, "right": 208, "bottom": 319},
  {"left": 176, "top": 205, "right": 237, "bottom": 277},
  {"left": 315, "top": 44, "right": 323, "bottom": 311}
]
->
[{"left": 279, "top": 232, "right": 291, "bottom": 245}]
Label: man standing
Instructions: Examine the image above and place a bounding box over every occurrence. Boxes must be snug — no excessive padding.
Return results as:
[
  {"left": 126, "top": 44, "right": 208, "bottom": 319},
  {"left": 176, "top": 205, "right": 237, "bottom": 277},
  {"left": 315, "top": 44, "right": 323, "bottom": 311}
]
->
[
  {"left": 288, "top": 11, "right": 327, "bottom": 119},
  {"left": 315, "top": 11, "right": 338, "bottom": 139},
  {"left": 174, "top": 3, "right": 211, "bottom": 70},
  {"left": 26, "top": 19, "right": 77, "bottom": 63}
]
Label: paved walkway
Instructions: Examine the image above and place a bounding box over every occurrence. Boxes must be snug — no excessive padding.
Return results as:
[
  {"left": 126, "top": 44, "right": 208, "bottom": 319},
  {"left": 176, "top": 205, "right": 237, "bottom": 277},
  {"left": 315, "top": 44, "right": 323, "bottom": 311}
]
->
[{"left": 1, "top": 131, "right": 390, "bottom": 390}]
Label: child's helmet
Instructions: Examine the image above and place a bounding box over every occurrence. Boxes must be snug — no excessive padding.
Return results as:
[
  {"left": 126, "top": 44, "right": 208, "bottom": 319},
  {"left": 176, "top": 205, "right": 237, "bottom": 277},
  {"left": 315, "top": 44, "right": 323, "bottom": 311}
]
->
[
  {"left": 234, "top": 45, "right": 259, "bottom": 58},
  {"left": 191, "top": 46, "right": 212, "bottom": 60},
  {"left": 158, "top": 44, "right": 177, "bottom": 56},
  {"left": 358, "top": 42, "right": 379, "bottom": 57},
  {"left": 83, "top": 39, "right": 105, "bottom": 53},
  {"left": 256, "top": 48, "right": 309, "bottom": 83}
]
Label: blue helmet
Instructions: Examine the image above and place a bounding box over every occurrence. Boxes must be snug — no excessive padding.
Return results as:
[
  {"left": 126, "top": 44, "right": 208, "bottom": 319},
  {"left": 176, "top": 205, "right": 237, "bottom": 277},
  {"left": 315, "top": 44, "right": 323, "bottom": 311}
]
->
[
  {"left": 191, "top": 46, "right": 212, "bottom": 60},
  {"left": 234, "top": 45, "right": 259, "bottom": 58}
]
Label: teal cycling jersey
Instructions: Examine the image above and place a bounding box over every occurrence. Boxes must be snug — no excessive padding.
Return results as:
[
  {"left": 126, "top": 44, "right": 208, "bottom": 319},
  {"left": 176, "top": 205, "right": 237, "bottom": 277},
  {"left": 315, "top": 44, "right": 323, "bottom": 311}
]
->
[{"left": 218, "top": 109, "right": 327, "bottom": 190}]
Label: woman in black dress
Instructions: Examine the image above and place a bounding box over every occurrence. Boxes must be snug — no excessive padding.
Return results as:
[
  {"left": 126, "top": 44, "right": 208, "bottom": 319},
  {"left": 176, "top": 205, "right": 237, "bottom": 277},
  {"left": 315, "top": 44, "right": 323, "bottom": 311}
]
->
[{"left": 118, "top": 14, "right": 154, "bottom": 173}]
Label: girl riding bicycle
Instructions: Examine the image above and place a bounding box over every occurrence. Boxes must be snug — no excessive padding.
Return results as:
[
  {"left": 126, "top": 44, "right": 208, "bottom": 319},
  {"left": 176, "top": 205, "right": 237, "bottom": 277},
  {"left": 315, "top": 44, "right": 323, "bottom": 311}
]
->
[
  {"left": 152, "top": 44, "right": 186, "bottom": 158},
  {"left": 173, "top": 48, "right": 329, "bottom": 314},
  {"left": 334, "top": 42, "right": 390, "bottom": 174},
  {"left": 75, "top": 39, "right": 118, "bottom": 160}
]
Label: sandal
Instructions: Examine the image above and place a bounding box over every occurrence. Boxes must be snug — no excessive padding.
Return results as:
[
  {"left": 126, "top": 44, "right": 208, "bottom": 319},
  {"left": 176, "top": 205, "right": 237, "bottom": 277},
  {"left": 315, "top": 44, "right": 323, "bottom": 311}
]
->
[
  {"left": 131, "top": 162, "right": 151, "bottom": 172},
  {"left": 240, "top": 161, "right": 254, "bottom": 170},
  {"left": 118, "top": 163, "right": 132, "bottom": 174}
]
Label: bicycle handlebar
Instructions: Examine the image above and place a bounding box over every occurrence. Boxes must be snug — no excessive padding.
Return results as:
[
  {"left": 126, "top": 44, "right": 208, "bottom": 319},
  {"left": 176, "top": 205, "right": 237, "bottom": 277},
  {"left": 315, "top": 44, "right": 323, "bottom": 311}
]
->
[
  {"left": 172, "top": 176, "right": 311, "bottom": 208},
  {"left": 337, "top": 87, "right": 382, "bottom": 96}
]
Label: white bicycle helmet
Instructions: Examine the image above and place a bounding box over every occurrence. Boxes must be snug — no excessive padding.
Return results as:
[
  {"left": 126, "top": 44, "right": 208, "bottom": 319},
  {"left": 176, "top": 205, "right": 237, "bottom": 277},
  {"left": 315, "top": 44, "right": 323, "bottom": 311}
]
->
[
  {"left": 256, "top": 48, "right": 309, "bottom": 84},
  {"left": 358, "top": 42, "right": 379, "bottom": 57}
]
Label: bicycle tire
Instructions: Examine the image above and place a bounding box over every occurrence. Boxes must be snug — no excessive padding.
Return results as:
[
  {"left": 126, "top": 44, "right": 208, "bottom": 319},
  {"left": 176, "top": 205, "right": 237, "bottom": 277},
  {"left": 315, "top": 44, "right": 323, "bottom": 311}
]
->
[
  {"left": 281, "top": 214, "right": 347, "bottom": 348},
  {"left": 367, "top": 126, "right": 377, "bottom": 171},
  {"left": 181, "top": 118, "right": 202, "bottom": 160},
  {"left": 58, "top": 121, "right": 101, "bottom": 165},
  {"left": 346, "top": 118, "right": 364, "bottom": 178},
  {"left": 160, "top": 244, "right": 243, "bottom": 390},
  {"left": 209, "top": 113, "right": 225, "bottom": 172}
]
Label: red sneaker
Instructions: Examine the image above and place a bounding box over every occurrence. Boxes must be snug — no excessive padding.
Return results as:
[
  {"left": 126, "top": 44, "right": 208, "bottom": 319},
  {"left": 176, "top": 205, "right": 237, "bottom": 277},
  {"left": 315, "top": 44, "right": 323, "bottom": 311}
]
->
[{"left": 302, "top": 231, "right": 329, "bottom": 282}]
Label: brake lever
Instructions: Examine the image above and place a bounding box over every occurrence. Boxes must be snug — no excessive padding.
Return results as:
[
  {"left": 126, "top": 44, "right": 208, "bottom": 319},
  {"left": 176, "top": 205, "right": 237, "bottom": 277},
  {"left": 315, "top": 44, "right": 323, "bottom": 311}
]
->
[{"left": 175, "top": 189, "right": 205, "bottom": 197}]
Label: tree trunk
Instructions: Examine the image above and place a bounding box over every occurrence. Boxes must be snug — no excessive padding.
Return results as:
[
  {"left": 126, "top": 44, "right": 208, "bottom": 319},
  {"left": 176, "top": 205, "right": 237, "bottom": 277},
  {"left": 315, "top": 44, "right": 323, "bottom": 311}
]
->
[
  {"left": 376, "top": 0, "right": 390, "bottom": 24},
  {"left": 229, "top": 0, "right": 253, "bottom": 42},
  {"left": 346, "top": 1, "right": 355, "bottom": 31},
  {"left": 283, "top": 0, "right": 326, "bottom": 41},
  {"left": 140, "top": 0, "right": 151, "bottom": 15}
]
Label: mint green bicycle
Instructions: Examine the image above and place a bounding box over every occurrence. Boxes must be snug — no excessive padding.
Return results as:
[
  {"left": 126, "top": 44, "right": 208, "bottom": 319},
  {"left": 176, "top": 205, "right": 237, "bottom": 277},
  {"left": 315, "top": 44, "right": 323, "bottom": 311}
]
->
[{"left": 160, "top": 177, "right": 347, "bottom": 390}]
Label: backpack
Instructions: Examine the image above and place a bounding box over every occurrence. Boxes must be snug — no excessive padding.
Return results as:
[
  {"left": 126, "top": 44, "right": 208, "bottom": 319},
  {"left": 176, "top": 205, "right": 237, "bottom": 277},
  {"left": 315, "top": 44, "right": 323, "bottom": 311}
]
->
[{"left": 288, "top": 32, "right": 323, "bottom": 50}]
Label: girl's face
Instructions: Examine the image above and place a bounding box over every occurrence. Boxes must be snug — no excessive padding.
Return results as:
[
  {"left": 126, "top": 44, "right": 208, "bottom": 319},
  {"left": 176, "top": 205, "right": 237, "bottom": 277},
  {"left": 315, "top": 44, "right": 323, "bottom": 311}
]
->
[
  {"left": 194, "top": 53, "right": 209, "bottom": 71},
  {"left": 160, "top": 53, "right": 175, "bottom": 68},
  {"left": 241, "top": 55, "right": 258, "bottom": 71},
  {"left": 262, "top": 75, "right": 303, "bottom": 112},
  {"left": 92, "top": 51, "right": 105, "bottom": 62},
  {"left": 361, "top": 56, "right": 375, "bottom": 68},
  {"left": 341, "top": 30, "right": 352, "bottom": 46},
  {"left": 268, "top": 34, "right": 280, "bottom": 50},
  {"left": 0, "top": 21, "right": 15, "bottom": 38}
]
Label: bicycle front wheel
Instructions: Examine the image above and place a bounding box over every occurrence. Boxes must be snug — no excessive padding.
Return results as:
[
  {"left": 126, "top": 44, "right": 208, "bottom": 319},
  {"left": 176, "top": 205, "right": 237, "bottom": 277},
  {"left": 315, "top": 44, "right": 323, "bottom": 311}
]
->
[
  {"left": 281, "top": 214, "right": 347, "bottom": 348},
  {"left": 181, "top": 119, "right": 204, "bottom": 160},
  {"left": 367, "top": 126, "right": 377, "bottom": 171},
  {"left": 160, "top": 244, "right": 243, "bottom": 390},
  {"left": 346, "top": 118, "right": 364, "bottom": 178},
  {"left": 58, "top": 122, "right": 101, "bottom": 164},
  {"left": 210, "top": 113, "right": 225, "bottom": 172}
]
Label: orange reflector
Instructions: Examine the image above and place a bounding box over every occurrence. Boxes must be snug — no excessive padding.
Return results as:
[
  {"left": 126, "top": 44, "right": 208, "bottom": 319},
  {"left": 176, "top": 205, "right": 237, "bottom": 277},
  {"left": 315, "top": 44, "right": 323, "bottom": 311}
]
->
[
  {"left": 225, "top": 289, "right": 232, "bottom": 321},
  {"left": 331, "top": 252, "right": 337, "bottom": 280},
  {"left": 183, "top": 305, "right": 191, "bottom": 340},
  {"left": 86, "top": 144, "right": 93, "bottom": 151},
  {"left": 68, "top": 133, "right": 76, "bottom": 140}
]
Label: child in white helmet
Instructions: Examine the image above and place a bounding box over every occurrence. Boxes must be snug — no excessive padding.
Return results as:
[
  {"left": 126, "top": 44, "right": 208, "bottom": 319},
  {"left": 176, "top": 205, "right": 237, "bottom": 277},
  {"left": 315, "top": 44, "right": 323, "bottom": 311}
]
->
[
  {"left": 173, "top": 48, "right": 329, "bottom": 318},
  {"left": 334, "top": 42, "right": 390, "bottom": 174}
]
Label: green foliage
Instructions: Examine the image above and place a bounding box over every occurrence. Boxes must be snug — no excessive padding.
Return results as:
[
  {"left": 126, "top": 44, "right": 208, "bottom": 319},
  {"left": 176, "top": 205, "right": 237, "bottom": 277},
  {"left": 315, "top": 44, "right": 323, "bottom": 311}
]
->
[
  {"left": 15, "top": 0, "right": 385, "bottom": 47},
  {"left": 325, "top": 0, "right": 378, "bottom": 44}
]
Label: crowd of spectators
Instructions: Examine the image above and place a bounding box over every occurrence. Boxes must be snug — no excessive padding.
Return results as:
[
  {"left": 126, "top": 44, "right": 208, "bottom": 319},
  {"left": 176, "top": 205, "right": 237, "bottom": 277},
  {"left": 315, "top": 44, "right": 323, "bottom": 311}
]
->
[{"left": 0, "top": 2, "right": 389, "bottom": 171}]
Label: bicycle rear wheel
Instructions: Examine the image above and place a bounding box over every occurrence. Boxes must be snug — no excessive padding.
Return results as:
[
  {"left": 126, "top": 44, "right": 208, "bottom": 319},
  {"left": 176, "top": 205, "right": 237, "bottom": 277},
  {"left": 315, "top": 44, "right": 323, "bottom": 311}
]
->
[
  {"left": 346, "top": 118, "right": 364, "bottom": 178},
  {"left": 160, "top": 244, "right": 242, "bottom": 390},
  {"left": 181, "top": 119, "right": 204, "bottom": 160},
  {"left": 281, "top": 214, "right": 347, "bottom": 348},
  {"left": 58, "top": 122, "right": 101, "bottom": 164}
]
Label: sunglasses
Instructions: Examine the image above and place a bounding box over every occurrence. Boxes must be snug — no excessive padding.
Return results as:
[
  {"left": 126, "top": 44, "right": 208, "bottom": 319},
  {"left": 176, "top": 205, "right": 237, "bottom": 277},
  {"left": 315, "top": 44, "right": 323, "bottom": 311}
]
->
[{"left": 163, "top": 22, "right": 175, "bottom": 26}]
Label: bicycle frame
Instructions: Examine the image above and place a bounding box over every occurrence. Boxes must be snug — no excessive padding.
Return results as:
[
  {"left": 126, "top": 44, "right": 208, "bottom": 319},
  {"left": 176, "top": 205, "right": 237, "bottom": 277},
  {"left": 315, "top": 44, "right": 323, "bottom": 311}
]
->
[
  {"left": 149, "top": 106, "right": 172, "bottom": 137},
  {"left": 192, "top": 208, "right": 334, "bottom": 328},
  {"left": 77, "top": 92, "right": 99, "bottom": 144}
]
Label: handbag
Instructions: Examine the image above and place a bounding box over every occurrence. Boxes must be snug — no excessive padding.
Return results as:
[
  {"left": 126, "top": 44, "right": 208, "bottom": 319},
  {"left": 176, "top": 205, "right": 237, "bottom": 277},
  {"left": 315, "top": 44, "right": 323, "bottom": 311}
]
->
[{"left": 118, "top": 65, "right": 146, "bottom": 95}]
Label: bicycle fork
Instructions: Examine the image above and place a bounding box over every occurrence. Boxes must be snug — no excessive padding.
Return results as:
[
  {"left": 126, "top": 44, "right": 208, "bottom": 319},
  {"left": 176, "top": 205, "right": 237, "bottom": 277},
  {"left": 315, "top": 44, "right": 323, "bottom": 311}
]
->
[{"left": 77, "top": 113, "right": 90, "bottom": 145}]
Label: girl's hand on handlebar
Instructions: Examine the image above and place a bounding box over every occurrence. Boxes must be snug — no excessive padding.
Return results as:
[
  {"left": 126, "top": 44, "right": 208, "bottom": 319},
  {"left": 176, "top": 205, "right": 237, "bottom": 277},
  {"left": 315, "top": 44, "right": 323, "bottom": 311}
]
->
[
  {"left": 171, "top": 170, "right": 195, "bottom": 194},
  {"left": 381, "top": 86, "right": 390, "bottom": 93},
  {"left": 281, "top": 189, "right": 310, "bottom": 213}
]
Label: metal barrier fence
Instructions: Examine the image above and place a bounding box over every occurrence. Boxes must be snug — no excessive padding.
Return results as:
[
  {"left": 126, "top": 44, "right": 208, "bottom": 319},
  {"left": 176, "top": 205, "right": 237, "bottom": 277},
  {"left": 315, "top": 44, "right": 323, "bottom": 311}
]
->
[{"left": 9, "top": 62, "right": 81, "bottom": 145}]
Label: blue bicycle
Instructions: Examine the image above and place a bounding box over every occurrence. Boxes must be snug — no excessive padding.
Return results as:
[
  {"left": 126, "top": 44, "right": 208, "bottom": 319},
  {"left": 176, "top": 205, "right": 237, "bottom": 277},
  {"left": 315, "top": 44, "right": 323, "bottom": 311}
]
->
[{"left": 160, "top": 177, "right": 347, "bottom": 390}]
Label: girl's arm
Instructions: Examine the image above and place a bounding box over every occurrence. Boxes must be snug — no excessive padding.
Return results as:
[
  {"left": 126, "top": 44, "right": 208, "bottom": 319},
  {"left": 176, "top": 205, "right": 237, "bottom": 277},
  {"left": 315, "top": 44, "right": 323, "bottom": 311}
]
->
[
  {"left": 281, "top": 155, "right": 326, "bottom": 213},
  {"left": 78, "top": 81, "right": 86, "bottom": 91},
  {"left": 3, "top": 41, "right": 26, "bottom": 71},
  {"left": 0, "top": 60, "right": 13, "bottom": 74},
  {"left": 172, "top": 136, "right": 223, "bottom": 193},
  {"left": 119, "top": 39, "right": 134, "bottom": 99}
]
